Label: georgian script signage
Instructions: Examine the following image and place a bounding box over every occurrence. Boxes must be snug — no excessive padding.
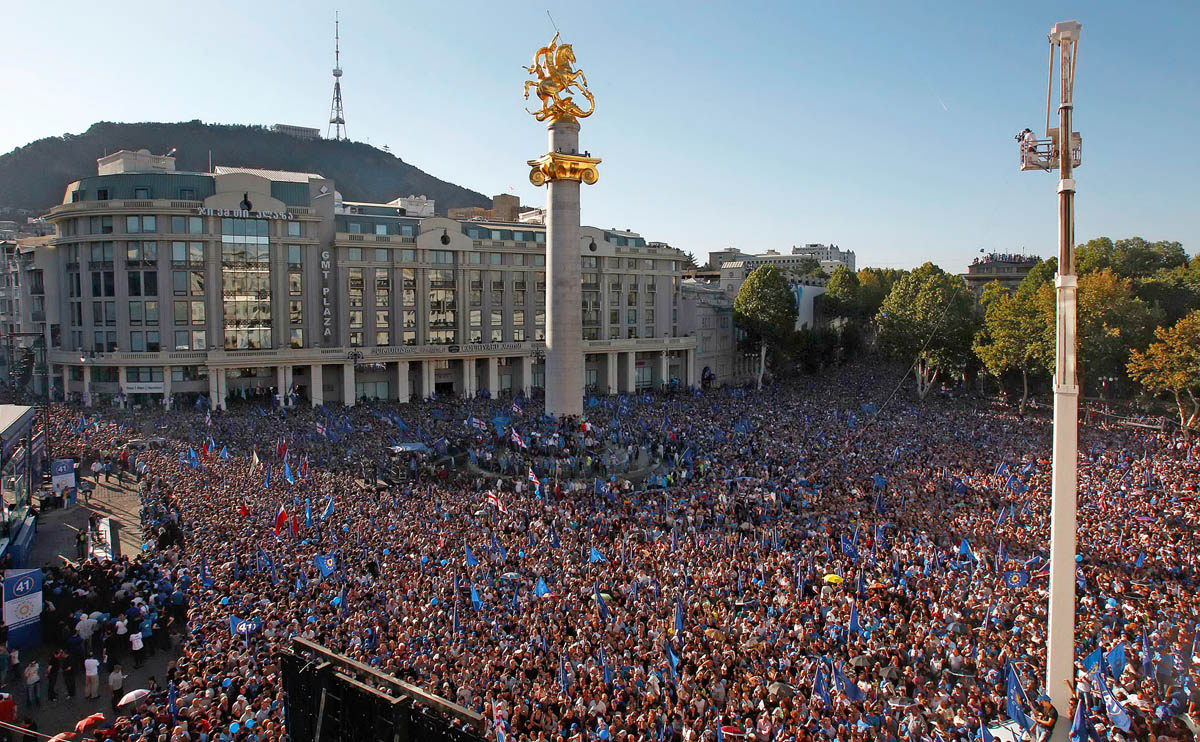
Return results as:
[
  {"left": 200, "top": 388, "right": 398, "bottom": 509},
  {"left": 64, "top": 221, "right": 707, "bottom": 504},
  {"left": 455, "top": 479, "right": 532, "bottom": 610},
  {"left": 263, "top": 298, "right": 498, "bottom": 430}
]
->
[
  {"left": 320, "top": 249, "right": 334, "bottom": 341},
  {"left": 195, "top": 207, "right": 295, "bottom": 220}
]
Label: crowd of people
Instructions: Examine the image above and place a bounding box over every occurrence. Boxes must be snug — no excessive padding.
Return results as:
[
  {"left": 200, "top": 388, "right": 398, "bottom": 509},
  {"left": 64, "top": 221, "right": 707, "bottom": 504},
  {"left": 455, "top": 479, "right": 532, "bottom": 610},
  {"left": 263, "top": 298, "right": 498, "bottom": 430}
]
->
[{"left": 22, "top": 364, "right": 1200, "bottom": 741}]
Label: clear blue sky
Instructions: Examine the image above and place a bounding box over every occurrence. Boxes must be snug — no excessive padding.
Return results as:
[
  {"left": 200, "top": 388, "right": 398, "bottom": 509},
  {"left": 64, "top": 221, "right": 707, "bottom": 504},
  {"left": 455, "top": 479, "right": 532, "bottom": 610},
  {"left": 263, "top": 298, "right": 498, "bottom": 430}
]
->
[{"left": 3, "top": 0, "right": 1197, "bottom": 272}]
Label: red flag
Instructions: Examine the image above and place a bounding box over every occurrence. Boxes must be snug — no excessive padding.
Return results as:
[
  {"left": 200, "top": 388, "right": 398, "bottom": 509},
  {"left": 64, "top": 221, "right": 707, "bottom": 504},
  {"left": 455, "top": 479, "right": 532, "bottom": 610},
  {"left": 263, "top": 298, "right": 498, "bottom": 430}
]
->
[
  {"left": 273, "top": 504, "right": 289, "bottom": 536},
  {"left": 238, "top": 502, "right": 249, "bottom": 518},
  {"left": 290, "top": 514, "right": 300, "bottom": 539}
]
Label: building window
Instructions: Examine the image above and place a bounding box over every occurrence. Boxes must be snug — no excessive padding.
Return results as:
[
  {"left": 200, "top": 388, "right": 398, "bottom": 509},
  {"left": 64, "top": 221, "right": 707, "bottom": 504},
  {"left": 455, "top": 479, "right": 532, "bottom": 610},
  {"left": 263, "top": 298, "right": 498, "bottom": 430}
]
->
[
  {"left": 221, "top": 218, "right": 271, "bottom": 350},
  {"left": 290, "top": 329, "right": 304, "bottom": 349},
  {"left": 348, "top": 268, "right": 364, "bottom": 307},
  {"left": 349, "top": 331, "right": 363, "bottom": 347},
  {"left": 375, "top": 330, "right": 390, "bottom": 346},
  {"left": 375, "top": 248, "right": 388, "bottom": 262},
  {"left": 147, "top": 331, "right": 160, "bottom": 352},
  {"left": 174, "top": 331, "right": 190, "bottom": 350},
  {"left": 375, "top": 224, "right": 388, "bottom": 236},
  {"left": 130, "top": 331, "right": 145, "bottom": 352},
  {"left": 289, "top": 301, "right": 303, "bottom": 324},
  {"left": 179, "top": 189, "right": 196, "bottom": 201},
  {"left": 90, "top": 216, "right": 113, "bottom": 234},
  {"left": 287, "top": 221, "right": 302, "bottom": 237},
  {"left": 289, "top": 272, "right": 303, "bottom": 296},
  {"left": 347, "top": 247, "right": 362, "bottom": 261},
  {"left": 125, "top": 215, "right": 157, "bottom": 234},
  {"left": 375, "top": 310, "right": 389, "bottom": 328}
]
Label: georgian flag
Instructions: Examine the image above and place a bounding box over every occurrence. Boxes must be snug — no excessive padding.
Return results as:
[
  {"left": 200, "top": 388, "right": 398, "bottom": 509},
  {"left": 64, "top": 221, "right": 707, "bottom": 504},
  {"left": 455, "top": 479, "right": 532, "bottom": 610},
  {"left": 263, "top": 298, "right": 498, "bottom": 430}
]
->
[
  {"left": 528, "top": 468, "right": 541, "bottom": 489},
  {"left": 315, "top": 422, "right": 327, "bottom": 438},
  {"left": 487, "top": 491, "right": 508, "bottom": 514},
  {"left": 471, "top": 417, "right": 488, "bottom": 432},
  {"left": 205, "top": 410, "right": 212, "bottom": 427},
  {"left": 273, "top": 504, "right": 289, "bottom": 537},
  {"left": 511, "top": 429, "right": 527, "bottom": 449}
]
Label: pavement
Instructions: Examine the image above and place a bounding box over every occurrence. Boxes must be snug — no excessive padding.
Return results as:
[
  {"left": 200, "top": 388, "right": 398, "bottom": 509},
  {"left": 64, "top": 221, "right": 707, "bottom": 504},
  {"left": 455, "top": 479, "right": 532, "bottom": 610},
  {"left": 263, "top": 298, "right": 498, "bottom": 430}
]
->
[{"left": 4, "top": 477, "right": 176, "bottom": 738}]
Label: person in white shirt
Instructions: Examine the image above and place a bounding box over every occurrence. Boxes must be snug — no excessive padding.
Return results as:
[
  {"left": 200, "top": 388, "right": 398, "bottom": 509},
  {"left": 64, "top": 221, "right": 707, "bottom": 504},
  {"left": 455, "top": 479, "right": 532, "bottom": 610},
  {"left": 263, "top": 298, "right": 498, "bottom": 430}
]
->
[{"left": 83, "top": 655, "right": 100, "bottom": 699}]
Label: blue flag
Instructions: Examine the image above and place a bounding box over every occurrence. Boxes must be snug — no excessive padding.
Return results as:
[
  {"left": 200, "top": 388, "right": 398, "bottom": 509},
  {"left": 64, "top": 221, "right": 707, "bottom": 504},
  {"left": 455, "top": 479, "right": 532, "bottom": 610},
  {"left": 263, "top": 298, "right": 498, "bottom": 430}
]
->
[
  {"left": 471, "top": 585, "right": 482, "bottom": 611},
  {"left": 560, "top": 654, "right": 569, "bottom": 694},
  {"left": 230, "top": 616, "right": 259, "bottom": 637},
  {"left": 339, "top": 582, "right": 348, "bottom": 616},
  {"left": 466, "top": 545, "right": 479, "bottom": 567},
  {"left": 813, "top": 667, "right": 832, "bottom": 707},
  {"left": 1069, "top": 697, "right": 1098, "bottom": 742},
  {"left": 849, "top": 604, "right": 862, "bottom": 636},
  {"left": 314, "top": 554, "right": 337, "bottom": 577},
  {"left": 1141, "top": 628, "right": 1154, "bottom": 675},
  {"left": 589, "top": 547, "right": 607, "bottom": 563},
  {"left": 833, "top": 663, "right": 865, "bottom": 702},
  {"left": 321, "top": 497, "right": 335, "bottom": 520},
  {"left": 284, "top": 460, "right": 295, "bottom": 485},
  {"left": 1082, "top": 648, "right": 1102, "bottom": 672},
  {"left": 1106, "top": 642, "right": 1126, "bottom": 679},
  {"left": 675, "top": 598, "right": 684, "bottom": 635},
  {"left": 219, "top": 446, "right": 229, "bottom": 461},
  {"left": 1094, "top": 660, "right": 1132, "bottom": 732},
  {"left": 167, "top": 680, "right": 179, "bottom": 721},
  {"left": 959, "top": 538, "right": 976, "bottom": 562},
  {"left": 663, "top": 639, "right": 679, "bottom": 680},
  {"left": 534, "top": 576, "right": 550, "bottom": 597},
  {"left": 305, "top": 500, "right": 313, "bottom": 530},
  {"left": 1006, "top": 662, "right": 1033, "bottom": 731},
  {"left": 452, "top": 602, "right": 461, "bottom": 634}
]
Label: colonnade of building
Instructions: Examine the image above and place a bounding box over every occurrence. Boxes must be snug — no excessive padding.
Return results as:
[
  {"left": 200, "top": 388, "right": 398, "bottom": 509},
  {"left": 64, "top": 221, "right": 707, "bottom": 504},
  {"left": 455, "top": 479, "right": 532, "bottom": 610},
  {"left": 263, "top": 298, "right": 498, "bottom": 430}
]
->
[{"left": 59, "top": 348, "right": 700, "bottom": 410}]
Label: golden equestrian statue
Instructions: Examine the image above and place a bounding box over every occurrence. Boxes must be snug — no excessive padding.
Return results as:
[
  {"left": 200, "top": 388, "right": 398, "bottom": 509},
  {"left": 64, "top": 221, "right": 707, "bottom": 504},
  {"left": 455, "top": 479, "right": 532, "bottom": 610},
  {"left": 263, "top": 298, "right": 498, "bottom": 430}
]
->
[{"left": 523, "top": 32, "right": 595, "bottom": 122}]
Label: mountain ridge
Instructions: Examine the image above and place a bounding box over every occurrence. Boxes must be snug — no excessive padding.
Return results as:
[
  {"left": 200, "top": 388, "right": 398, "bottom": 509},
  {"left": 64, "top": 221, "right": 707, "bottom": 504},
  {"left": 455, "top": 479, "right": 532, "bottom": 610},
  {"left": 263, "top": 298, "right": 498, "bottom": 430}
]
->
[{"left": 0, "top": 120, "right": 491, "bottom": 216}]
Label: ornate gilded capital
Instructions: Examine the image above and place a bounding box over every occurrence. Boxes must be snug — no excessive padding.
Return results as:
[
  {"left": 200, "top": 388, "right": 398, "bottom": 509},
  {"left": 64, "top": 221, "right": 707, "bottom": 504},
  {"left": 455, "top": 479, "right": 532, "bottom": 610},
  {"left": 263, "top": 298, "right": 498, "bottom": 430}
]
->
[{"left": 527, "top": 152, "right": 601, "bottom": 186}]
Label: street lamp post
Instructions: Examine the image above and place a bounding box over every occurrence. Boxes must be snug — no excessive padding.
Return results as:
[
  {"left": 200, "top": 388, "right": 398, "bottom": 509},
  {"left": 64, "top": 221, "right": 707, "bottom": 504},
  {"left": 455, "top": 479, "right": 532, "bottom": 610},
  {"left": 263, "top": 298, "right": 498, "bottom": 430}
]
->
[{"left": 1021, "top": 20, "right": 1082, "bottom": 738}]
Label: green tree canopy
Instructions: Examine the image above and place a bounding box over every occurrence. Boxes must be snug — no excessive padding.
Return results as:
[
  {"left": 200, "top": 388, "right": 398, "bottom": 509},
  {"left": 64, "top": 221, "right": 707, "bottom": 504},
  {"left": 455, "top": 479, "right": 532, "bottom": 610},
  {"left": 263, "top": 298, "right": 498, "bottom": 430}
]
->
[
  {"left": 1076, "top": 237, "right": 1188, "bottom": 279},
  {"left": 734, "top": 265, "right": 798, "bottom": 387},
  {"left": 972, "top": 281, "right": 1050, "bottom": 408},
  {"left": 823, "top": 265, "right": 861, "bottom": 319},
  {"left": 1128, "top": 310, "right": 1200, "bottom": 439},
  {"left": 877, "top": 262, "right": 978, "bottom": 400},
  {"left": 857, "top": 267, "right": 907, "bottom": 318}
]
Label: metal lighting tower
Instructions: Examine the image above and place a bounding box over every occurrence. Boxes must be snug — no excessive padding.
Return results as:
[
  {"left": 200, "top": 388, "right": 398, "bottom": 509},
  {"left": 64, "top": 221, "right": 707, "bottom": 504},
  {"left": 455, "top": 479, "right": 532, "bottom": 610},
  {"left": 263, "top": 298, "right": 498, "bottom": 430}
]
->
[
  {"left": 328, "top": 12, "right": 347, "bottom": 141},
  {"left": 1021, "top": 20, "right": 1082, "bottom": 737}
]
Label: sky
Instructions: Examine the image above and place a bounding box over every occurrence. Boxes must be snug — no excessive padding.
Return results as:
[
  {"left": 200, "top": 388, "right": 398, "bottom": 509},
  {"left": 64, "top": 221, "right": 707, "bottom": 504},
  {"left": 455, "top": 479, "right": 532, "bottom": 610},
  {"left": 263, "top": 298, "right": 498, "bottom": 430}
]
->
[{"left": 2, "top": 0, "right": 1198, "bottom": 272}]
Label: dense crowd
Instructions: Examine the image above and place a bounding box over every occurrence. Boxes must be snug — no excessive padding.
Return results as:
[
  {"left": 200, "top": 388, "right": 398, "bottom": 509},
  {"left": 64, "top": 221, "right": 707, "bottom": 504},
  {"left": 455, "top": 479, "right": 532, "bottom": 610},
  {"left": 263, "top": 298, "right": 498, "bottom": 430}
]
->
[{"left": 26, "top": 365, "right": 1200, "bottom": 741}]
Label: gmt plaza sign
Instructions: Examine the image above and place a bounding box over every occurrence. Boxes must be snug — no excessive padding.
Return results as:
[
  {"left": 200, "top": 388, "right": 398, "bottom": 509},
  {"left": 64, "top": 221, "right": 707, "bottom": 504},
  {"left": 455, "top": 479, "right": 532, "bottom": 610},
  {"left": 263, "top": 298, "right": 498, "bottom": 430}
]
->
[{"left": 195, "top": 207, "right": 296, "bottom": 220}]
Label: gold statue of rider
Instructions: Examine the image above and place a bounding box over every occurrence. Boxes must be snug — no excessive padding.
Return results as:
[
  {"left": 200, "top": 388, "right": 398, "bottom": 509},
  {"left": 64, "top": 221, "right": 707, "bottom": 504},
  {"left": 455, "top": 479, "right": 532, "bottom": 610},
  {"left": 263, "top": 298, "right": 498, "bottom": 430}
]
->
[{"left": 523, "top": 32, "right": 596, "bottom": 123}]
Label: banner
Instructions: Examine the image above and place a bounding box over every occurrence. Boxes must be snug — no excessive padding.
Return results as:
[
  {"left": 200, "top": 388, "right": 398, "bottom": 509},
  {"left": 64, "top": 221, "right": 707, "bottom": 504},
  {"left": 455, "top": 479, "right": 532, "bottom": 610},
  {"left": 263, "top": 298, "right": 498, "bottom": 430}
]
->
[
  {"left": 51, "top": 459, "right": 76, "bottom": 491},
  {"left": 2, "top": 569, "right": 42, "bottom": 648}
]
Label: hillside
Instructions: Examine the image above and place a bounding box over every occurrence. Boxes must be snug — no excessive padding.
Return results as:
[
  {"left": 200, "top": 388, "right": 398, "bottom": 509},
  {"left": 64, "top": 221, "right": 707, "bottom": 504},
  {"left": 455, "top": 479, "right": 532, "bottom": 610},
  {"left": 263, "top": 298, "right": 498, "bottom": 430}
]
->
[{"left": 0, "top": 121, "right": 491, "bottom": 216}]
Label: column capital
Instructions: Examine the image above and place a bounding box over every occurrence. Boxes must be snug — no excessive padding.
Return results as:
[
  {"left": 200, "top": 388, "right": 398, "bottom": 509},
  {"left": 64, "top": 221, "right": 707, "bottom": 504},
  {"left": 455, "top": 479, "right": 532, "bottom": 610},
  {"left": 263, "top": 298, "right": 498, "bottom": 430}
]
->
[{"left": 527, "top": 152, "right": 601, "bottom": 186}]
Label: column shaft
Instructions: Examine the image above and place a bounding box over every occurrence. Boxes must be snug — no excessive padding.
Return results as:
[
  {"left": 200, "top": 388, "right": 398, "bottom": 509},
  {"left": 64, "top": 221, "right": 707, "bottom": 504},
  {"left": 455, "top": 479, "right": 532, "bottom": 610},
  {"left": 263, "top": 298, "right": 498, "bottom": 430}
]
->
[
  {"left": 343, "top": 363, "right": 356, "bottom": 407},
  {"left": 396, "top": 361, "right": 410, "bottom": 403},
  {"left": 544, "top": 121, "right": 584, "bottom": 417},
  {"left": 311, "top": 364, "right": 324, "bottom": 407}
]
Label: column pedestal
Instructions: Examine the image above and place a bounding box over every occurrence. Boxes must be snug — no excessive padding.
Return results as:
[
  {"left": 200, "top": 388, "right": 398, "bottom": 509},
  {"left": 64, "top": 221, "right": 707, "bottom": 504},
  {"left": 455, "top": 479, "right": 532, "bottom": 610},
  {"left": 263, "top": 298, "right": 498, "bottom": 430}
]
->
[
  {"left": 284, "top": 366, "right": 294, "bottom": 406},
  {"left": 208, "top": 369, "right": 219, "bottom": 410},
  {"left": 462, "top": 359, "right": 476, "bottom": 399},
  {"left": 276, "top": 366, "right": 287, "bottom": 406},
  {"left": 62, "top": 366, "right": 70, "bottom": 402},
  {"left": 658, "top": 351, "right": 669, "bottom": 388},
  {"left": 216, "top": 369, "right": 228, "bottom": 410}
]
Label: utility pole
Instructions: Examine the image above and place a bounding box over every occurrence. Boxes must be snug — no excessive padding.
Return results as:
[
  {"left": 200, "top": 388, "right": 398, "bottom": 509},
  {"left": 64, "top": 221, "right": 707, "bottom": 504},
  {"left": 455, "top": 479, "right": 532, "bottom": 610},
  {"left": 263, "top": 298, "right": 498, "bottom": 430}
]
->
[{"left": 1022, "top": 20, "right": 1082, "bottom": 739}]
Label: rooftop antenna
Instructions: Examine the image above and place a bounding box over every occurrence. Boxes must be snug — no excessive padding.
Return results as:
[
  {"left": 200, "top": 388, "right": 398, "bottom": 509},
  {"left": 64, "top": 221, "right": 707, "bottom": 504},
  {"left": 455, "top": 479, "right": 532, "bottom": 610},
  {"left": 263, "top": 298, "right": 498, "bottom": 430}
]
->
[{"left": 328, "top": 11, "right": 347, "bottom": 141}]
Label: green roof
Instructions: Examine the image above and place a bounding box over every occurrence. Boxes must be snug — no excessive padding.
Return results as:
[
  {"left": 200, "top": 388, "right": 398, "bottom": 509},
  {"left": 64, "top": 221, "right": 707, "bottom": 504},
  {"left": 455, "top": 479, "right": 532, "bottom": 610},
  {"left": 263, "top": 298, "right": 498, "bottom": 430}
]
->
[{"left": 67, "top": 173, "right": 215, "bottom": 203}]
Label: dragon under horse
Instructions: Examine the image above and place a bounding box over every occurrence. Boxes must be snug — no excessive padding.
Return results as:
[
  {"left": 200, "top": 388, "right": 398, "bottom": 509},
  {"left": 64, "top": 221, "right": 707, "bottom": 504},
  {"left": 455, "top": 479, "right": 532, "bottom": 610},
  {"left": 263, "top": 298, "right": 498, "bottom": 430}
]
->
[{"left": 523, "top": 32, "right": 595, "bottom": 122}]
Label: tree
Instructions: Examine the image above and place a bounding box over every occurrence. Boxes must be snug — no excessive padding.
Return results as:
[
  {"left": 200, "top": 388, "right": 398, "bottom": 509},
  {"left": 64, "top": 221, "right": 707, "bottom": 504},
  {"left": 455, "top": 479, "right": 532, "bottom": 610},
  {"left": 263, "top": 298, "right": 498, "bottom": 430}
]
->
[
  {"left": 1050, "top": 269, "right": 1161, "bottom": 391},
  {"left": 972, "top": 281, "right": 1050, "bottom": 410},
  {"left": 877, "top": 263, "right": 978, "bottom": 400},
  {"left": 682, "top": 252, "right": 700, "bottom": 271},
  {"left": 1128, "top": 311, "right": 1200, "bottom": 439},
  {"left": 1076, "top": 237, "right": 1188, "bottom": 279},
  {"left": 734, "top": 265, "right": 798, "bottom": 389},
  {"left": 857, "top": 267, "right": 907, "bottom": 318},
  {"left": 824, "top": 266, "right": 861, "bottom": 319}
]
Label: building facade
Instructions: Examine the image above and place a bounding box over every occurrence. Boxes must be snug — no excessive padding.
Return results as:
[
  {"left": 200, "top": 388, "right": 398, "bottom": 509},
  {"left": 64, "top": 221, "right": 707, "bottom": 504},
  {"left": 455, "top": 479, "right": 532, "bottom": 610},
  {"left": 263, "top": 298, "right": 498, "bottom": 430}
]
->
[
  {"left": 26, "top": 151, "right": 703, "bottom": 409},
  {"left": 962, "top": 253, "right": 1041, "bottom": 296}
]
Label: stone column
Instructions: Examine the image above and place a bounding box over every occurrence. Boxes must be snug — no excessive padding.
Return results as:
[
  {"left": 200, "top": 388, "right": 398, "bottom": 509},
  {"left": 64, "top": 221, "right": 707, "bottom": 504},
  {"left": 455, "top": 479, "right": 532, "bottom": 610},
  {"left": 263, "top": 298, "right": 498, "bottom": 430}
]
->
[
  {"left": 216, "top": 369, "right": 228, "bottom": 410},
  {"left": 487, "top": 357, "right": 499, "bottom": 397},
  {"left": 396, "top": 360, "right": 410, "bottom": 403},
  {"left": 686, "top": 348, "right": 699, "bottom": 388},
  {"left": 208, "top": 368, "right": 219, "bottom": 410},
  {"left": 421, "top": 360, "right": 435, "bottom": 400},
  {"left": 520, "top": 357, "right": 533, "bottom": 398},
  {"left": 606, "top": 353, "right": 618, "bottom": 395},
  {"left": 62, "top": 366, "right": 70, "bottom": 401},
  {"left": 543, "top": 120, "right": 584, "bottom": 418},
  {"left": 83, "top": 365, "right": 93, "bottom": 407},
  {"left": 310, "top": 364, "right": 324, "bottom": 407},
  {"left": 623, "top": 351, "right": 637, "bottom": 393},
  {"left": 284, "top": 366, "right": 294, "bottom": 406},
  {"left": 117, "top": 366, "right": 128, "bottom": 408},
  {"left": 162, "top": 366, "right": 172, "bottom": 409},
  {"left": 343, "top": 363, "right": 356, "bottom": 407},
  {"left": 462, "top": 358, "right": 476, "bottom": 399},
  {"left": 276, "top": 366, "right": 287, "bottom": 406},
  {"left": 658, "top": 351, "right": 669, "bottom": 387}
]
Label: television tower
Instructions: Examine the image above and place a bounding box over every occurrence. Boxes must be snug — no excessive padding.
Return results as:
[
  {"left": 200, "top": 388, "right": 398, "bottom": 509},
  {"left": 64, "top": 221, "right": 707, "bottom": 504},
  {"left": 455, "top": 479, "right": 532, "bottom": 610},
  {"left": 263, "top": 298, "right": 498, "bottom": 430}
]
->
[{"left": 327, "top": 12, "right": 347, "bottom": 141}]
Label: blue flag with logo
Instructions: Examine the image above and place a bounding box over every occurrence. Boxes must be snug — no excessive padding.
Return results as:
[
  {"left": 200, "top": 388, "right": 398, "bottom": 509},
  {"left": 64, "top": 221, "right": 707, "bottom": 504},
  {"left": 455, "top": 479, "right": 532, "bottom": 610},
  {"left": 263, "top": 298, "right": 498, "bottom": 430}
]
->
[
  {"left": 1107, "top": 642, "right": 1126, "bottom": 679},
  {"left": 1005, "top": 662, "right": 1033, "bottom": 731},
  {"left": 314, "top": 554, "right": 337, "bottom": 577},
  {"left": 321, "top": 497, "right": 335, "bottom": 520}
]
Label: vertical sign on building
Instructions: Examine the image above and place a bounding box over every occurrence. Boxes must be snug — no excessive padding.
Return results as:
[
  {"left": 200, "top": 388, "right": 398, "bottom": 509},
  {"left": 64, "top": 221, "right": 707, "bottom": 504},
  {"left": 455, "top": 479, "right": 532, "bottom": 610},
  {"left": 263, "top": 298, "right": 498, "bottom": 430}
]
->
[
  {"left": 2, "top": 569, "right": 42, "bottom": 648},
  {"left": 320, "top": 249, "right": 334, "bottom": 345}
]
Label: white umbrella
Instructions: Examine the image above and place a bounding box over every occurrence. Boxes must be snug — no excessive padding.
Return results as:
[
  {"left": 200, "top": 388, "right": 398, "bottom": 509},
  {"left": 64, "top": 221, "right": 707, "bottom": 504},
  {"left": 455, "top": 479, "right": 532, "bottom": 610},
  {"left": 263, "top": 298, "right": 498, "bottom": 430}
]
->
[{"left": 118, "top": 689, "right": 150, "bottom": 707}]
